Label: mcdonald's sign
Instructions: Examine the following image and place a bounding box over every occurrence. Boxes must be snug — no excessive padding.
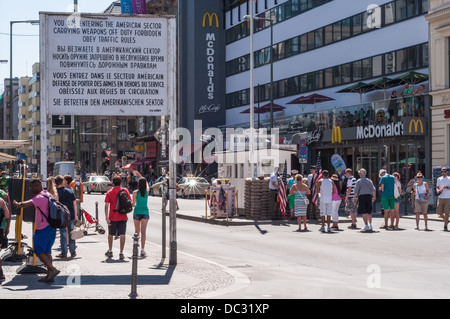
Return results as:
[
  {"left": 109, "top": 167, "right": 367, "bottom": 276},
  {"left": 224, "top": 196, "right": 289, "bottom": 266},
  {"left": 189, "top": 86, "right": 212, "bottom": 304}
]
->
[
  {"left": 332, "top": 126, "right": 342, "bottom": 144},
  {"left": 402, "top": 117, "right": 426, "bottom": 135},
  {"left": 409, "top": 119, "right": 424, "bottom": 134},
  {"left": 202, "top": 12, "right": 219, "bottom": 28}
]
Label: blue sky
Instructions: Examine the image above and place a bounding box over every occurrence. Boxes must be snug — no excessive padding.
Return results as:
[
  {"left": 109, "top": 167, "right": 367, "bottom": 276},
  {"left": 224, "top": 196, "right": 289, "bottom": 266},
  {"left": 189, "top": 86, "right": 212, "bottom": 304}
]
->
[{"left": 0, "top": 0, "right": 116, "bottom": 92}]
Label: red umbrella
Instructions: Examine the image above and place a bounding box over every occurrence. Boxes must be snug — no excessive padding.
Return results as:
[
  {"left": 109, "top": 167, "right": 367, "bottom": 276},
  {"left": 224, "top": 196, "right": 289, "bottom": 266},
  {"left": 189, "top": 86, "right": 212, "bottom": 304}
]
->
[
  {"left": 240, "top": 103, "right": 286, "bottom": 114},
  {"left": 287, "top": 93, "right": 335, "bottom": 109}
]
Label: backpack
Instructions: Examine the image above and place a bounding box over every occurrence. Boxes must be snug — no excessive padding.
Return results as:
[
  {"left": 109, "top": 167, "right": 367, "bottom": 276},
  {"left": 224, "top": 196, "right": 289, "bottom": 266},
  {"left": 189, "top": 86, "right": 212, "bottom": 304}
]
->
[
  {"left": 113, "top": 188, "right": 132, "bottom": 215},
  {"left": 38, "top": 194, "right": 71, "bottom": 229}
]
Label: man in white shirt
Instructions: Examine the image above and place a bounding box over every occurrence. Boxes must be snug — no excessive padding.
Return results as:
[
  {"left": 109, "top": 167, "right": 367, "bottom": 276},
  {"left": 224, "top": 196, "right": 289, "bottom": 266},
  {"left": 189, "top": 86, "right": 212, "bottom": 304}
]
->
[
  {"left": 317, "top": 170, "right": 334, "bottom": 233},
  {"left": 437, "top": 167, "right": 450, "bottom": 231},
  {"left": 269, "top": 168, "right": 280, "bottom": 219}
]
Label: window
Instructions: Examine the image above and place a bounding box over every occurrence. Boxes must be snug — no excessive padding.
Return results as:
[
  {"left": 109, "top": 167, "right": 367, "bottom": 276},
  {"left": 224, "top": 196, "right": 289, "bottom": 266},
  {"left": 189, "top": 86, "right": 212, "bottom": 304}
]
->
[
  {"left": 396, "top": 0, "right": 407, "bottom": 21},
  {"left": 333, "top": 66, "right": 342, "bottom": 86},
  {"left": 333, "top": 21, "right": 342, "bottom": 41},
  {"left": 372, "top": 55, "right": 383, "bottom": 77},
  {"left": 117, "top": 119, "right": 127, "bottom": 141},
  {"left": 352, "top": 14, "right": 362, "bottom": 36},
  {"left": 385, "top": 52, "right": 396, "bottom": 74},
  {"left": 384, "top": 2, "right": 395, "bottom": 25},
  {"left": 422, "top": 43, "right": 429, "bottom": 66},
  {"left": 324, "top": 67, "right": 333, "bottom": 87},
  {"left": 300, "top": 74, "right": 308, "bottom": 92},
  {"left": 353, "top": 60, "right": 362, "bottom": 82},
  {"left": 396, "top": 48, "right": 407, "bottom": 72},
  {"left": 407, "top": 45, "right": 419, "bottom": 69},
  {"left": 314, "top": 29, "right": 323, "bottom": 48},
  {"left": 300, "top": 34, "right": 307, "bottom": 52},
  {"left": 362, "top": 58, "right": 372, "bottom": 79},
  {"left": 406, "top": 0, "right": 419, "bottom": 18},
  {"left": 324, "top": 24, "right": 333, "bottom": 45},
  {"left": 342, "top": 63, "right": 351, "bottom": 84},
  {"left": 341, "top": 18, "right": 351, "bottom": 39},
  {"left": 307, "top": 31, "right": 315, "bottom": 50},
  {"left": 422, "top": 0, "right": 429, "bottom": 12}
]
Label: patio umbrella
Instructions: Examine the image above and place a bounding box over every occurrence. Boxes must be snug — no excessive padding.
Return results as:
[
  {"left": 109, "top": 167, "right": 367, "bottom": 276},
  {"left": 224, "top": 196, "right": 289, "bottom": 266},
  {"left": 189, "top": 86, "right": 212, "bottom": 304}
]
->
[
  {"left": 287, "top": 93, "right": 335, "bottom": 109},
  {"left": 390, "top": 71, "right": 429, "bottom": 86},
  {"left": 336, "top": 82, "right": 376, "bottom": 105},
  {"left": 240, "top": 103, "right": 286, "bottom": 128},
  {"left": 366, "top": 77, "right": 397, "bottom": 99},
  {"left": 240, "top": 103, "right": 286, "bottom": 114}
]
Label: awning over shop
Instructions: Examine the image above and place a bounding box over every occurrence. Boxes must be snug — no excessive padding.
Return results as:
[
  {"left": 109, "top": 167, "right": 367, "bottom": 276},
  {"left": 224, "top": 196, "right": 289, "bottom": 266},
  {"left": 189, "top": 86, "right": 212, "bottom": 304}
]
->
[
  {"left": 0, "top": 152, "right": 17, "bottom": 163},
  {"left": 0, "top": 140, "right": 31, "bottom": 149},
  {"left": 122, "top": 163, "right": 137, "bottom": 170}
]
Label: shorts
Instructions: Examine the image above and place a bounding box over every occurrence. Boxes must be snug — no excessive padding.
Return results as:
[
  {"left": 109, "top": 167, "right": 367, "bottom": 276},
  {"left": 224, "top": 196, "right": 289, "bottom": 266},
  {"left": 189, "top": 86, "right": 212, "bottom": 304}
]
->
[
  {"left": 345, "top": 199, "right": 357, "bottom": 214},
  {"left": 33, "top": 225, "right": 57, "bottom": 254},
  {"left": 437, "top": 198, "right": 450, "bottom": 215},
  {"left": 358, "top": 194, "right": 373, "bottom": 214},
  {"left": 381, "top": 196, "right": 396, "bottom": 210},
  {"left": 108, "top": 220, "right": 127, "bottom": 236},
  {"left": 414, "top": 199, "right": 429, "bottom": 214},
  {"left": 320, "top": 202, "right": 332, "bottom": 216},
  {"left": 133, "top": 214, "right": 149, "bottom": 221}
]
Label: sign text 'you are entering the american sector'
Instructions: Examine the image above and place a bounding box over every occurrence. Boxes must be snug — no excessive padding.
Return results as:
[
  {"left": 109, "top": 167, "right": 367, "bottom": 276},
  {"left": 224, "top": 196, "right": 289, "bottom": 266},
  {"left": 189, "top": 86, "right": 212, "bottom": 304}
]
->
[{"left": 41, "top": 13, "right": 172, "bottom": 116}]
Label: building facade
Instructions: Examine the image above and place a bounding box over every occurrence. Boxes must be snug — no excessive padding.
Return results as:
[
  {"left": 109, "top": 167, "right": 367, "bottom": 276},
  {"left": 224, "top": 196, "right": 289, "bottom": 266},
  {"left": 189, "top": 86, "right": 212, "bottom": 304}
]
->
[
  {"left": 427, "top": 0, "right": 450, "bottom": 168},
  {"left": 222, "top": 0, "right": 431, "bottom": 184}
]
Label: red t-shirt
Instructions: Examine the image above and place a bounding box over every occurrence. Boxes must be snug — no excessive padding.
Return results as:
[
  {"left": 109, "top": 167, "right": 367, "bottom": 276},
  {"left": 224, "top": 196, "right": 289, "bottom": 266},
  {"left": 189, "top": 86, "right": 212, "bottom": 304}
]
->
[{"left": 105, "top": 187, "right": 131, "bottom": 221}]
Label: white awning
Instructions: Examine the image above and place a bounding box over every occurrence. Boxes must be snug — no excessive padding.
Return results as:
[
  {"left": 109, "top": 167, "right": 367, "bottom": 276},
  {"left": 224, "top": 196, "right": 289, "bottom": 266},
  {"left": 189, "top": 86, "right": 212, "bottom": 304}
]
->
[
  {"left": 0, "top": 140, "right": 31, "bottom": 149},
  {"left": 0, "top": 152, "right": 17, "bottom": 163}
]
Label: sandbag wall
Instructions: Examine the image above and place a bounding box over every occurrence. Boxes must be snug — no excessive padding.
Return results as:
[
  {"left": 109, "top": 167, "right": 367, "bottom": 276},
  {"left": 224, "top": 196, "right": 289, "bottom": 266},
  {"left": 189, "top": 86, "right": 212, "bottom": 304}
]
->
[{"left": 244, "top": 178, "right": 271, "bottom": 219}]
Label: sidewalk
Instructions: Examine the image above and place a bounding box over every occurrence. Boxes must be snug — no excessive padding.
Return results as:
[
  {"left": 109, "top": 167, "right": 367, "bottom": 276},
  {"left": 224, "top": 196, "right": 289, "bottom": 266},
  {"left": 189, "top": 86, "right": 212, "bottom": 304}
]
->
[
  {"left": 173, "top": 200, "right": 444, "bottom": 225},
  {"left": 0, "top": 218, "right": 249, "bottom": 299}
]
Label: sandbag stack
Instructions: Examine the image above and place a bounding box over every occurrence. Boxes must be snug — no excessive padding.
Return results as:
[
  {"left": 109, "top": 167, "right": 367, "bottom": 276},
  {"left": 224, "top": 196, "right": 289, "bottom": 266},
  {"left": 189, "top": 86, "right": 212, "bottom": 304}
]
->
[{"left": 244, "top": 178, "right": 271, "bottom": 219}]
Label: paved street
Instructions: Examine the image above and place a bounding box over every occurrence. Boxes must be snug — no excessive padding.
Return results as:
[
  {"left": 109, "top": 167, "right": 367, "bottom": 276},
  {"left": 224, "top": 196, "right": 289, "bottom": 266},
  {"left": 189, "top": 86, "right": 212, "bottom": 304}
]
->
[{"left": 1, "top": 193, "right": 450, "bottom": 299}]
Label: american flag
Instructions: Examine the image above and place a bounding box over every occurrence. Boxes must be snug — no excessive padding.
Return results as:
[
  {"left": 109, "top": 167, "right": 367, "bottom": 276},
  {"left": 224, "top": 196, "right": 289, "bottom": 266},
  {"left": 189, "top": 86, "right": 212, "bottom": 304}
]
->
[
  {"left": 278, "top": 161, "right": 288, "bottom": 217},
  {"left": 311, "top": 153, "right": 323, "bottom": 207}
]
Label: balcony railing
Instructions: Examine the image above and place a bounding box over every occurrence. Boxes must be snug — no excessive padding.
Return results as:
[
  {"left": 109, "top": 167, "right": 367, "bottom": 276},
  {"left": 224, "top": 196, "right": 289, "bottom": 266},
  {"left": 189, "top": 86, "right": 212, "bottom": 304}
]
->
[{"left": 220, "top": 94, "right": 430, "bottom": 137}]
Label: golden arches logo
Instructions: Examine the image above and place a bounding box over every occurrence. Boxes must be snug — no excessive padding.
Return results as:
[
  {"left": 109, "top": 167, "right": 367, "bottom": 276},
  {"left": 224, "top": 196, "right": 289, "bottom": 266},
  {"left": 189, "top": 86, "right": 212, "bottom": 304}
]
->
[
  {"left": 203, "top": 12, "right": 219, "bottom": 28},
  {"left": 409, "top": 119, "right": 424, "bottom": 134},
  {"left": 332, "top": 126, "right": 342, "bottom": 144}
]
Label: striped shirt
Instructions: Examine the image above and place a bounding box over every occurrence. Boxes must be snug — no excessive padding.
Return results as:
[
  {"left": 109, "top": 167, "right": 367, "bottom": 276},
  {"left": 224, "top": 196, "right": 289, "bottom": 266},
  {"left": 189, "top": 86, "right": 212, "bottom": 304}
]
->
[{"left": 346, "top": 176, "right": 356, "bottom": 199}]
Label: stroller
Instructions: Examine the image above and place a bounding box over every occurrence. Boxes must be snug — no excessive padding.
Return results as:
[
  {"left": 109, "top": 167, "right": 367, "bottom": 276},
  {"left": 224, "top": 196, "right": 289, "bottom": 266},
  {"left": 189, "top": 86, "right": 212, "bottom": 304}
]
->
[{"left": 81, "top": 208, "right": 106, "bottom": 235}]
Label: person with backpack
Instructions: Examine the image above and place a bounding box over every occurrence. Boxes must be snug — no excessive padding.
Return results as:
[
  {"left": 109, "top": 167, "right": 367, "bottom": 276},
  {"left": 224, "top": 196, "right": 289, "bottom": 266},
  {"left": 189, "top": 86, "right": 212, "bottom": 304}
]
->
[
  {"left": 54, "top": 175, "right": 77, "bottom": 259},
  {"left": 14, "top": 179, "right": 60, "bottom": 282},
  {"left": 0, "top": 197, "right": 11, "bottom": 282},
  {"left": 104, "top": 176, "right": 132, "bottom": 260}
]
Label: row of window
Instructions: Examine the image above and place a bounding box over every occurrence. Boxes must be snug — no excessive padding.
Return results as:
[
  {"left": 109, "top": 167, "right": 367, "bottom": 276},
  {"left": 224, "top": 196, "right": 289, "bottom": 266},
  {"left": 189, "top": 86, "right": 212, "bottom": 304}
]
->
[
  {"left": 226, "top": 0, "right": 429, "bottom": 77},
  {"left": 226, "top": 42, "right": 428, "bottom": 110},
  {"left": 226, "top": 0, "right": 333, "bottom": 44}
]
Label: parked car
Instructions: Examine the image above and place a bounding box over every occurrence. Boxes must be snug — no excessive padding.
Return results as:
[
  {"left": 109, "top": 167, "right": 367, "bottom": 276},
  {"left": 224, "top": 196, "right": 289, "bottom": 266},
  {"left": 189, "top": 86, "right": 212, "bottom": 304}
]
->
[
  {"left": 150, "top": 175, "right": 180, "bottom": 197},
  {"left": 83, "top": 175, "right": 113, "bottom": 194},
  {"left": 177, "top": 177, "right": 210, "bottom": 198}
]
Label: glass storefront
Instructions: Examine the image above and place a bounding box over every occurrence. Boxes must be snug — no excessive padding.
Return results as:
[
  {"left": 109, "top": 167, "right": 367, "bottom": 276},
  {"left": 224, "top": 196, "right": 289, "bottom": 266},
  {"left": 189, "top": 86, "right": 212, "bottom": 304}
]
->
[{"left": 313, "top": 136, "right": 427, "bottom": 189}]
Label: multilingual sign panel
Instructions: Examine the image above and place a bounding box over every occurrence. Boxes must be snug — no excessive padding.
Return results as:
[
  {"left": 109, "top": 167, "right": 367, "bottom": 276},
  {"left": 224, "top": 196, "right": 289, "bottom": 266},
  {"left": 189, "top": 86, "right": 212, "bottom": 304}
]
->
[{"left": 40, "top": 13, "right": 174, "bottom": 116}]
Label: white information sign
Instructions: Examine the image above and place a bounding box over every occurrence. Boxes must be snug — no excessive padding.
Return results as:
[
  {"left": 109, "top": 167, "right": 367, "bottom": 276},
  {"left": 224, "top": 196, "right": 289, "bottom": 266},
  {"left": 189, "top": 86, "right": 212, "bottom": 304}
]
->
[{"left": 40, "top": 13, "right": 173, "bottom": 116}]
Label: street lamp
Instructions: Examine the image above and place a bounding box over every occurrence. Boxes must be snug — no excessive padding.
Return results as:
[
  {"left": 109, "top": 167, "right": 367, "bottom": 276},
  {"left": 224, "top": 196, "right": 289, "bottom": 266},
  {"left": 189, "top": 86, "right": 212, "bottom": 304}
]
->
[
  {"left": 243, "top": 5, "right": 275, "bottom": 179},
  {"left": 243, "top": 15, "right": 275, "bottom": 131},
  {"left": 9, "top": 20, "right": 39, "bottom": 151}
]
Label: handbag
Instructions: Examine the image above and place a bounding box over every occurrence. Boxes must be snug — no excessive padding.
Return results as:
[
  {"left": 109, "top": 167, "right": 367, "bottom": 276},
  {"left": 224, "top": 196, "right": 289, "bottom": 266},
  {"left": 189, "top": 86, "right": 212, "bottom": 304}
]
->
[
  {"left": 70, "top": 225, "right": 85, "bottom": 240},
  {"left": 418, "top": 193, "right": 427, "bottom": 204},
  {"left": 394, "top": 183, "right": 400, "bottom": 199}
]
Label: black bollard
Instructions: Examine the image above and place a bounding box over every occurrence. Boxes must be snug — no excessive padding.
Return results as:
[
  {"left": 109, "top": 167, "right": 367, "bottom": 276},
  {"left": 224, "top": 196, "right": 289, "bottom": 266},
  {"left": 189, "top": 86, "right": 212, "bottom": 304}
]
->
[{"left": 129, "top": 233, "right": 140, "bottom": 299}]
